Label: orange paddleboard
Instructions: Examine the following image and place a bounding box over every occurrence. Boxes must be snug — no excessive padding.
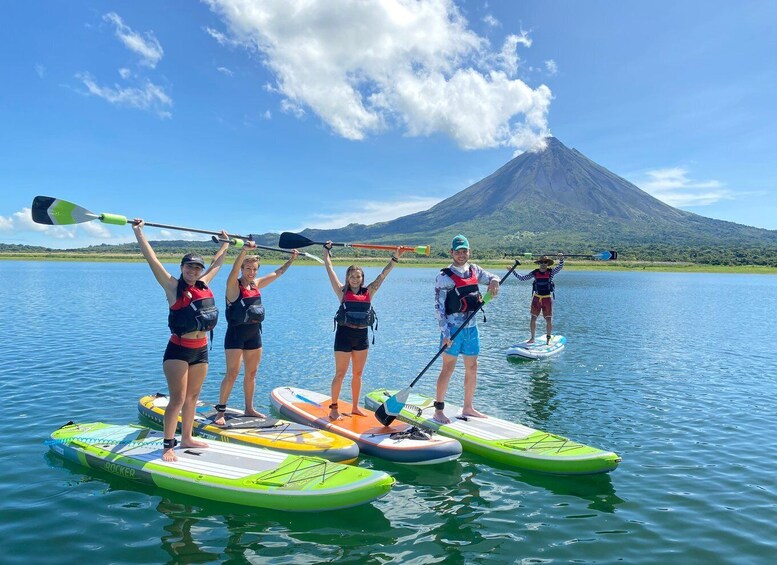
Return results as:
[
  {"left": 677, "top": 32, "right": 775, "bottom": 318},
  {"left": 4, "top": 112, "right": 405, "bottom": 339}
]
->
[{"left": 270, "top": 387, "right": 461, "bottom": 465}]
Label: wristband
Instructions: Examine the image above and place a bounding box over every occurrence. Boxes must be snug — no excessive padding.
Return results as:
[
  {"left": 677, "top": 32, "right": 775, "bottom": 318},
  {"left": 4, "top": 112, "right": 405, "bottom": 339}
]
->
[{"left": 391, "top": 256, "right": 399, "bottom": 263}]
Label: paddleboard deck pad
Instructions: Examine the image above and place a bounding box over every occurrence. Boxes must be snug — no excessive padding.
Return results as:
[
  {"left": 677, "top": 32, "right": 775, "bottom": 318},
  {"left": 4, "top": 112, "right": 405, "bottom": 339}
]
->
[
  {"left": 365, "top": 389, "right": 620, "bottom": 475},
  {"left": 138, "top": 394, "right": 358, "bottom": 463},
  {"left": 270, "top": 387, "right": 461, "bottom": 465},
  {"left": 506, "top": 334, "right": 566, "bottom": 360},
  {"left": 48, "top": 422, "right": 393, "bottom": 511}
]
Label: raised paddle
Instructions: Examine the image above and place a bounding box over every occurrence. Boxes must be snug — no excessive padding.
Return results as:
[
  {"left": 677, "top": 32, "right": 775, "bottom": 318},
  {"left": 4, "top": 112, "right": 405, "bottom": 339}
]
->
[
  {"left": 374, "top": 259, "right": 521, "bottom": 427},
  {"left": 31, "top": 196, "right": 325, "bottom": 261},
  {"left": 211, "top": 236, "right": 323, "bottom": 264},
  {"left": 278, "top": 231, "right": 431, "bottom": 256}
]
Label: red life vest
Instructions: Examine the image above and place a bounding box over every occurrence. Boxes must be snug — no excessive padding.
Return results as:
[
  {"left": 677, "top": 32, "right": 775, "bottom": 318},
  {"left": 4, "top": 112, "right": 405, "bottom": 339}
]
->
[
  {"left": 226, "top": 280, "right": 265, "bottom": 326},
  {"left": 532, "top": 269, "right": 554, "bottom": 296},
  {"left": 442, "top": 267, "right": 482, "bottom": 315},
  {"left": 334, "top": 287, "right": 376, "bottom": 329},
  {"left": 167, "top": 280, "right": 219, "bottom": 336}
]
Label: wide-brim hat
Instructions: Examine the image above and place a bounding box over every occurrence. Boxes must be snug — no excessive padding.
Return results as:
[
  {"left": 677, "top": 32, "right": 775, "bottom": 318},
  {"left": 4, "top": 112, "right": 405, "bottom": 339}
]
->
[{"left": 534, "top": 255, "right": 554, "bottom": 266}]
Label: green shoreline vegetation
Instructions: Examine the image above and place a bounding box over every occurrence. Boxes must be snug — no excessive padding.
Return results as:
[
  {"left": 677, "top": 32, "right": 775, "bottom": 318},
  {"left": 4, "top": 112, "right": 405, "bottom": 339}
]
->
[{"left": 3, "top": 251, "right": 776, "bottom": 274}]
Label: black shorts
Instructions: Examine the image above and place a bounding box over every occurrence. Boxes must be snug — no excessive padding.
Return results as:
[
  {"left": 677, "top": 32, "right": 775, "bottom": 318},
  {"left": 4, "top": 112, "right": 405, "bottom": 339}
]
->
[
  {"left": 163, "top": 339, "right": 209, "bottom": 365},
  {"left": 334, "top": 325, "right": 369, "bottom": 353},
  {"left": 224, "top": 324, "right": 262, "bottom": 351}
]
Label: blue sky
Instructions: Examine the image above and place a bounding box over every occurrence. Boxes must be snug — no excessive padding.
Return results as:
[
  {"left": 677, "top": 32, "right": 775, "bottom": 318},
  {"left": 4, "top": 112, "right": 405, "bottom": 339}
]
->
[{"left": 2, "top": 1, "right": 776, "bottom": 248}]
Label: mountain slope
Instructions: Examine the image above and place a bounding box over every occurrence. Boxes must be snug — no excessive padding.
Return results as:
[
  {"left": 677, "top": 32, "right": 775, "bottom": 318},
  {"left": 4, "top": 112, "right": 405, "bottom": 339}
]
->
[{"left": 296, "top": 137, "right": 777, "bottom": 254}]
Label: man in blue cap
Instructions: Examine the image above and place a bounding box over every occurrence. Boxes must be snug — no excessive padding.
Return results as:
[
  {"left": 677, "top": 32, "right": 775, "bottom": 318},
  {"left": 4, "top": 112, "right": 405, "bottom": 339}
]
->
[{"left": 433, "top": 234, "right": 500, "bottom": 424}]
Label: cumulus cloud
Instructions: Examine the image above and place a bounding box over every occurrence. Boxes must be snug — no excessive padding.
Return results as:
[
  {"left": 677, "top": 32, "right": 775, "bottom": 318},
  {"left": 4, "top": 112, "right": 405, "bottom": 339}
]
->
[
  {"left": 545, "top": 59, "right": 558, "bottom": 76},
  {"left": 204, "top": 0, "right": 551, "bottom": 152},
  {"left": 103, "top": 12, "right": 164, "bottom": 68},
  {"left": 637, "top": 167, "right": 734, "bottom": 207},
  {"left": 78, "top": 72, "right": 172, "bottom": 118},
  {"left": 301, "top": 196, "right": 443, "bottom": 230}
]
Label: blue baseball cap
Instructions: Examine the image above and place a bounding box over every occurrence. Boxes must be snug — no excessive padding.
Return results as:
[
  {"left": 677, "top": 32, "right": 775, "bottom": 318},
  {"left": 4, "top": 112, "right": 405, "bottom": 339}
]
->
[{"left": 451, "top": 234, "right": 469, "bottom": 250}]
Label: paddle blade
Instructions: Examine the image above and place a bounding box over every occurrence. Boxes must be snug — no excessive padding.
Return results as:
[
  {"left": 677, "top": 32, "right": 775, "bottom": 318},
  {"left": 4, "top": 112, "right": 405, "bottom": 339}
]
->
[
  {"left": 31, "top": 196, "right": 98, "bottom": 225},
  {"left": 373, "top": 403, "right": 396, "bottom": 426},
  {"left": 303, "top": 252, "right": 325, "bottom": 264},
  {"left": 592, "top": 250, "right": 615, "bottom": 261},
  {"left": 278, "top": 231, "right": 315, "bottom": 249}
]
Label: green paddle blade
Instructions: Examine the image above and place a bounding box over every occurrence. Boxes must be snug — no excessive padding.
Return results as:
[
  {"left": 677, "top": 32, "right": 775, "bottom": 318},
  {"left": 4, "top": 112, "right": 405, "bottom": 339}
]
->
[{"left": 31, "top": 196, "right": 98, "bottom": 225}]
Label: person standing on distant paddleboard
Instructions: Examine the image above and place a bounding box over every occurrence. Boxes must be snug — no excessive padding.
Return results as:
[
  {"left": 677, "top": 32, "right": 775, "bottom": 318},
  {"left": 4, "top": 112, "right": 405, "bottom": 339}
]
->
[
  {"left": 323, "top": 241, "right": 405, "bottom": 421},
  {"left": 433, "top": 235, "right": 500, "bottom": 424},
  {"left": 133, "top": 220, "right": 230, "bottom": 462},
  {"left": 213, "top": 241, "right": 299, "bottom": 426},
  {"left": 511, "top": 253, "right": 564, "bottom": 344}
]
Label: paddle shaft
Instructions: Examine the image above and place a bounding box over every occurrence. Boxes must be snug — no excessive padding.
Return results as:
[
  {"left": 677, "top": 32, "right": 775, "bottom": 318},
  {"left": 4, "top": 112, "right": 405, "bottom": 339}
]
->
[
  {"left": 405, "top": 259, "right": 521, "bottom": 389},
  {"left": 212, "top": 236, "right": 298, "bottom": 256}
]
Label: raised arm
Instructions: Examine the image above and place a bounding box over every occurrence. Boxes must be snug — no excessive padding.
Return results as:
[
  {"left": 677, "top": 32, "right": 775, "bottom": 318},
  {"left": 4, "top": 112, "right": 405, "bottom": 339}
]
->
[
  {"left": 132, "top": 219, "right": 176, "bottom": 292},
  {"left": 366, "top": 247, "right": 405, "bottom": 297},
  {"left": 322, "top": 242, "right": 344, "bottom": 297},
  {"left": 225, "top": 240, "right": 252, "bottom": 303},
  {"left": 551, "top": 253, "right": 564, "bottom": 275},
  {"left": 200, "top": 230, "right": 231, "bottom": 286},
  {"left": 256, "top": 249, "right": 299, "bottom": 289}
]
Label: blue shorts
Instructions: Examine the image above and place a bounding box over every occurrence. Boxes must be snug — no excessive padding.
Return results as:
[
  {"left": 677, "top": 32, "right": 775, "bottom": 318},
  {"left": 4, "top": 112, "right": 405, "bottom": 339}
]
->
[{"left": 440, "top": 326, "right": 480, "bottom": 357}]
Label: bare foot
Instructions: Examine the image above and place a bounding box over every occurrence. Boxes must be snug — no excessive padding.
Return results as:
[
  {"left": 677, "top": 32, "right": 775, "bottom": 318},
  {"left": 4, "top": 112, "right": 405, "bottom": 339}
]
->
[
  {"left": 462, "top": 408, "right": 487, "bottom": 418},
  {"left": 350, "top": 406, "right": 366, "bottom": 417},
  {"left": 180, "top": 438, "right": 209, "bottom": 449},
  {"left": 527, "top": 338, "right": 535, "bottom": 344},
  {"left": 329, "top": 409, "right": 342, "bottom": 421},
  {"left": 213, "top": 413, "right": 226, "bottom": 426},
  {"left": 244, "top": 408, "right": 267, "bottom": 418},
  {"left": 162, "top": 448, "right": 177, "bottom": 462},
  {"left": 433, "top": 410, "right": 451, "bottom": 424}
]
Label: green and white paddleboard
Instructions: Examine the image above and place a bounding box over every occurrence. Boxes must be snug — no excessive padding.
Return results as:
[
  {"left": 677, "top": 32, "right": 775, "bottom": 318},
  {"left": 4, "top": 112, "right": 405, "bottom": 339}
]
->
[
  {"left": 365, "top": 390, "right": 620, "bottom": 475},
  {"left": 48, "top": 422, "right": 393, "bottom": 511},
  {"left": 506, "top": 334, "right": 566, "bottom": 360}
]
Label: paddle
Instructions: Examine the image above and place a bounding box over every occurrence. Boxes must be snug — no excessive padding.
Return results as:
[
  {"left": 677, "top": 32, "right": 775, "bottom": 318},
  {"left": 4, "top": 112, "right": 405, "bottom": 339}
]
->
[
  {"left": 519, "top": 250, "right": 618, "bottom": 261},
  {"left": 374, "top": 259, "right": 521, "bottom": 426},
  {"left": 211, "top": 236, "right": 323, "bottom": 264},
  {"left": 31, "top": 196, "right": 326, "bottom": 262},
  {"left": 278, "top": 231, "right": 431, "bottom": 256}
]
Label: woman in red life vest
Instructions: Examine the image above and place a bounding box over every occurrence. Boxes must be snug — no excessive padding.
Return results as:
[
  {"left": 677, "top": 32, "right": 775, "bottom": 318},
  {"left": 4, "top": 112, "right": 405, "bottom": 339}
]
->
[
  {"left": 511, "top": 253, "right": 564, "bottom": 344},
  {"left": 323, "top": 241, "right": 405, "bottom": 420},
  {"left": 213, "top": 240, "right": 299, "bottom": 426},
  {"left": 133, "top": 219, "right": 230, "bottom": 462}
]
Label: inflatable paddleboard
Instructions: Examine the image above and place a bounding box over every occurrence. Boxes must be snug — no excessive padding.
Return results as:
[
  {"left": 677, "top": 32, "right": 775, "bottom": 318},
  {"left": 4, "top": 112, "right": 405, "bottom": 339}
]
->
[
  {"left": 506, "top": 334, "right": 566, "bottom": 360},
  {"left": 365, "top": 389, "right": 620, "bottom": 475},
  {"left": 138, "top": 394, "right": 358, "bottom": 464},
  {"left": 270, "top": 387, "right": 462, "bottom": 465},
  {"left": 48, "top": 422, "right": 393, "bottom": 512}
]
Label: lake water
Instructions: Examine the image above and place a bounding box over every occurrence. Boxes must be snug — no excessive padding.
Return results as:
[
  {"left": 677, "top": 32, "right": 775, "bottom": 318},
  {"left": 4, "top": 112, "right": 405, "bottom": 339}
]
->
[{"left": 1, "top": 260, "right": 776, "bottom": 564}]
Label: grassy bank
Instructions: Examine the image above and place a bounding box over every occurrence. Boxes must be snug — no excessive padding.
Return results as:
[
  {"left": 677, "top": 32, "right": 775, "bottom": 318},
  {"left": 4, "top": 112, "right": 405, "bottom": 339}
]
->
[{"left": 2, "top": 251, "right": 777, "bottom": 274}]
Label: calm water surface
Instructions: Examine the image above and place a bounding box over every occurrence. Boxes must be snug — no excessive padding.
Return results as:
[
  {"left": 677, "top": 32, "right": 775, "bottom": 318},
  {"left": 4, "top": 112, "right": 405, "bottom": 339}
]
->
[{"left": 1, "top": 261, "right": 776, "bottom": 564}]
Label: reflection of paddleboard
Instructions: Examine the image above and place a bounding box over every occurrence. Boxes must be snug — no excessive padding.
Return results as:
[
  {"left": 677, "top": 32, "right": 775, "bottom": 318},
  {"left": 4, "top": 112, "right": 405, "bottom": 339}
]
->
[
  {"left": 138, "top": 394, "right": 359, "bottom": 463},
  {"left": 270, "top": 387, "right": 462, "bottom": 465},
  {"left": 48, "top": 422, "right": 393, "bottom": 511},
  {"left": 365, "top": 389, "right": 620, "bottom": 475},
  {"left": 507, "top": 334, "right": 566, "bottom": 360}
]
